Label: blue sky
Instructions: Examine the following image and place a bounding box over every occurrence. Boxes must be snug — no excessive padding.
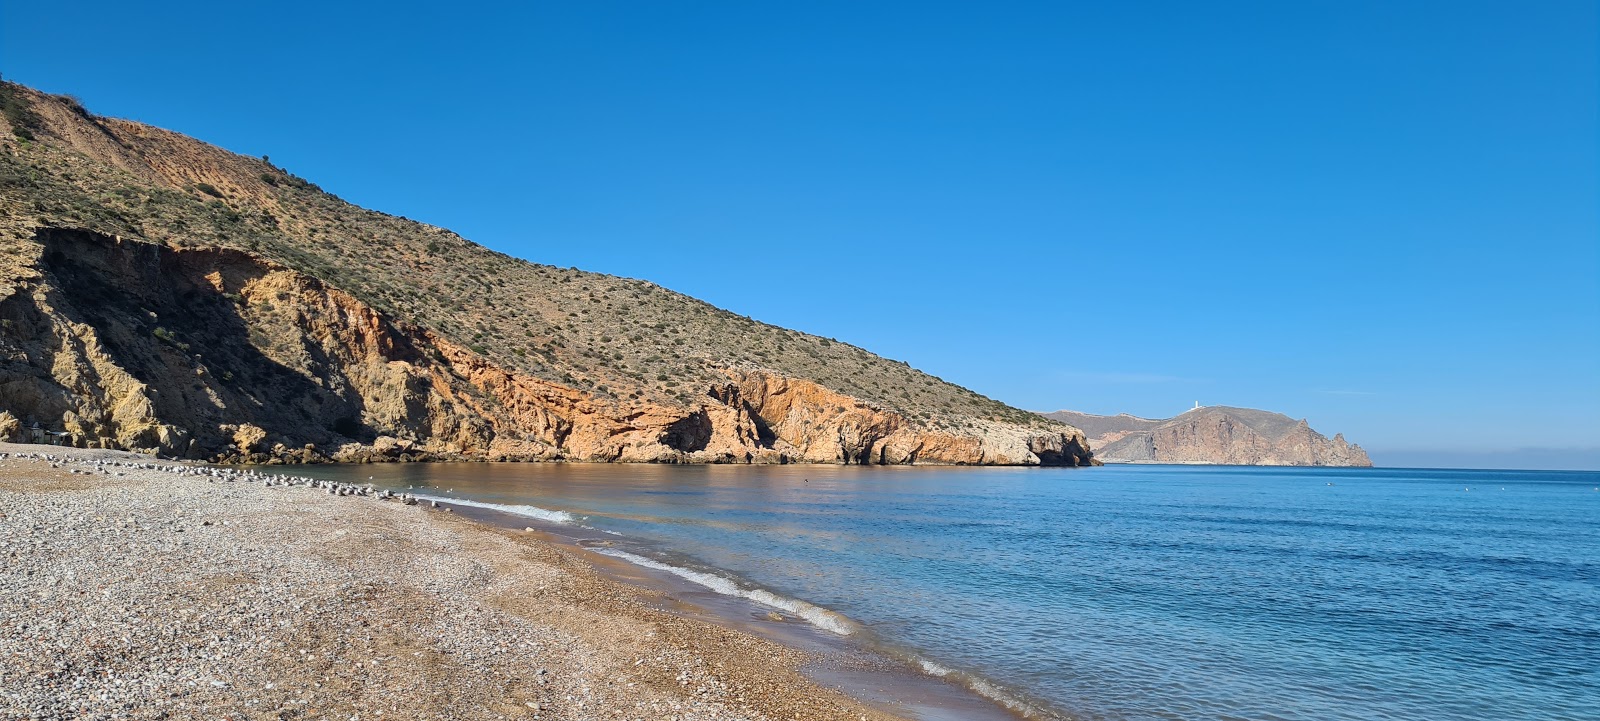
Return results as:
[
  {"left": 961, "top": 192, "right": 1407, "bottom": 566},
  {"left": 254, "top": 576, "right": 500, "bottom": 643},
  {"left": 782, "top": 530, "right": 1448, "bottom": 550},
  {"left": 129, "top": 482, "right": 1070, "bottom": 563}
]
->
[{"left": 4, "top": 2, "right": 1596, "bottom": 468}]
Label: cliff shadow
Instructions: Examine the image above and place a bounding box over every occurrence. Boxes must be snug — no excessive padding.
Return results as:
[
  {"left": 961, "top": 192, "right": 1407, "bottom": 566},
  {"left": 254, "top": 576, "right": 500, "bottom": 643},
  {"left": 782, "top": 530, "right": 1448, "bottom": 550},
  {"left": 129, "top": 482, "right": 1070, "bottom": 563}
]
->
[{"left": 20, "top": 227, "right": 376, "bottom": 454}]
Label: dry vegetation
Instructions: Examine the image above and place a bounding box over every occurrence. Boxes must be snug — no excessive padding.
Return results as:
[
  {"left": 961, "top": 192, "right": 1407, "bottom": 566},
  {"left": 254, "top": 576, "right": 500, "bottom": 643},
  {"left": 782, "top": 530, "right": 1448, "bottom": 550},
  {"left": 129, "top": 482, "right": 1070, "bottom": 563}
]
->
[{"left": 0, "top": 82, "right": 1051, "bottom": 432}]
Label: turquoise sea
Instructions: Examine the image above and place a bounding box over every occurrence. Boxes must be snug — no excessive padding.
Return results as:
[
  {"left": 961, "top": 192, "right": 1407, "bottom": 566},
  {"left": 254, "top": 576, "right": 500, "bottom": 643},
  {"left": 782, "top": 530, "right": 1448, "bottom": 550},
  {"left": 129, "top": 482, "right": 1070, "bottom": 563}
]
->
[{"left": 275, "top": 463, "right": 1600, "bottom": 721}]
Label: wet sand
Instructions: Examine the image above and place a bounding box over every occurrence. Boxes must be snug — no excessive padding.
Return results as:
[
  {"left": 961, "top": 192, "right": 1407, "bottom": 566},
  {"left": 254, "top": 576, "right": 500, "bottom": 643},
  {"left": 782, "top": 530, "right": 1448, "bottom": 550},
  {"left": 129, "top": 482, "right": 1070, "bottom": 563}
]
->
[
  {"left": 439, "top": 503, "right": 1030, "bottom": 721},
  {"left": 0, "top": 444, "right": 1025, "bottom": 720}
]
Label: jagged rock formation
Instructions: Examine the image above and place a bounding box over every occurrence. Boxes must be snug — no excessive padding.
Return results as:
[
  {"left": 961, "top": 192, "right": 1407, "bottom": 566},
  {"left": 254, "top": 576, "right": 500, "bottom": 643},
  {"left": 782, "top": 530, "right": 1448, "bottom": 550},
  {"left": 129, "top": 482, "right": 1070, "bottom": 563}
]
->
[
  {"left": 0, "top": 81, "right": 1093, "bottom": 466},
  {"left": 1045, "top": 406, "right": 1371, "bottom": 466}
]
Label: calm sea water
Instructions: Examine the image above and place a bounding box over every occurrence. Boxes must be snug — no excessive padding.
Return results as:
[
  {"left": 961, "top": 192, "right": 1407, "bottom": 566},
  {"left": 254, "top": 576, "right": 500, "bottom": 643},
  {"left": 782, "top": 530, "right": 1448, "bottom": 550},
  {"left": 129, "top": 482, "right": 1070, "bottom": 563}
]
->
[{"left": 277, "top": 463, "right": 1600, "bottom": 721}]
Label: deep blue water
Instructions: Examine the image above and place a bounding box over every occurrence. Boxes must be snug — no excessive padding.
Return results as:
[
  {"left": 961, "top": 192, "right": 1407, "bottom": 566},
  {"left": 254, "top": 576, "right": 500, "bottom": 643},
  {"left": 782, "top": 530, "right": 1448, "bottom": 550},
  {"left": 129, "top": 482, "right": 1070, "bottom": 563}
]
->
[{"left": 279, "top": 463, "right": 1600, "bottom": 721}]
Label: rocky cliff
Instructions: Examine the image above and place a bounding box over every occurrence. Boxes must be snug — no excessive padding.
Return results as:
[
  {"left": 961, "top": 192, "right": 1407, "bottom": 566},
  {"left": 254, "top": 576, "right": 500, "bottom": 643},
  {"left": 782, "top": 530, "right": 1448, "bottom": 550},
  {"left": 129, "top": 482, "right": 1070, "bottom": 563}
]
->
[
  {"left": 0, "top": 81, "right": 1092, "bottom": 466},
  {"left": 1045, "top": 406, "right": 1371, "bottom": 466}
]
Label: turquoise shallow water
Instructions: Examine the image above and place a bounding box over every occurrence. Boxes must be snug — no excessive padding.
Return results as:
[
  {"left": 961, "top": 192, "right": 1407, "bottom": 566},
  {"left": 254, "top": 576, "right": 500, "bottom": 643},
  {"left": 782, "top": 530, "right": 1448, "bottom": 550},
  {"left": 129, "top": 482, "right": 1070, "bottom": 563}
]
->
[{"left": 278, "top": 463, "right": 1600, "bottom": 720}]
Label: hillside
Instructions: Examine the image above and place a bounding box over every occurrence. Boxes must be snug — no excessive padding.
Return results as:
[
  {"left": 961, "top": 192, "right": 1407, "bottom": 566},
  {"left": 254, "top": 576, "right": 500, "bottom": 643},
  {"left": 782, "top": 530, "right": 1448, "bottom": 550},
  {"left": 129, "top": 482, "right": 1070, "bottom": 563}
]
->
[
  {"left": 0, "top": 81, "right": 1092, "bottom": 465},
  {"left": 1045, "top": 406, "right": 1370, "bottom": 466}
]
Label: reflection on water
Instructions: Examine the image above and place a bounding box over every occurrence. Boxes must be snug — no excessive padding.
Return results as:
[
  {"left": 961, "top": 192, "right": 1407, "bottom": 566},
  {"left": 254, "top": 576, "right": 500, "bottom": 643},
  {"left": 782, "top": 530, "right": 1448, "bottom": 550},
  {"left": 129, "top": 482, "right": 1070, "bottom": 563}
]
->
[{"left": 274, "top": 462, "right": 1600, "bottom": 721}]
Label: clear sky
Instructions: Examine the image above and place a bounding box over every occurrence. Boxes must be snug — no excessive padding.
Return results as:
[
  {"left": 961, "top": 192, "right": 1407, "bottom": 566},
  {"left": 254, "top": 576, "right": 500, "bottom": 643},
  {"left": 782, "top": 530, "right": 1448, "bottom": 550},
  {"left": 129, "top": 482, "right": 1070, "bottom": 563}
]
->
[{"left": 4, "top": 2, "right": 1597, "bottom": 468}]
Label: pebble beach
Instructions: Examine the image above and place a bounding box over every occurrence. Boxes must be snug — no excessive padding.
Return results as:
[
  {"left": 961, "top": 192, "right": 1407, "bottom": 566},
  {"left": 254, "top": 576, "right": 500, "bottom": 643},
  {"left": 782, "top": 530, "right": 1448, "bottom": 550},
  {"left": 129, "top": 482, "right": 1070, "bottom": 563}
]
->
[{"left": 0, "top": 443, "right": 906, "bottom": 721}]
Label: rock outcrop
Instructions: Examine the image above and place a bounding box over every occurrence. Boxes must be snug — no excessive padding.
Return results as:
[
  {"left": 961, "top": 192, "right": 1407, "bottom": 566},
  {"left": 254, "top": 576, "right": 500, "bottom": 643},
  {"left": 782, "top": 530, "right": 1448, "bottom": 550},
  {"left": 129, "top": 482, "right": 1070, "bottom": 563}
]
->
[
  {"left": 0, "top": 82, "right": 1092, "bottom": 466},
  {"left": 1045, "top": 406, "right": 1371, "bottom": 467}
]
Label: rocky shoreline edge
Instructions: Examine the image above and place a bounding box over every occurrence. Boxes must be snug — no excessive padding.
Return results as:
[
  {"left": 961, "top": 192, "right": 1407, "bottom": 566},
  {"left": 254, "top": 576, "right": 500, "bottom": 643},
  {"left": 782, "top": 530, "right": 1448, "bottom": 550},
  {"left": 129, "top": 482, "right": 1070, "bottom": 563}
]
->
[{"left": 0, "top": 442, "right": 928, "bottom": 721}]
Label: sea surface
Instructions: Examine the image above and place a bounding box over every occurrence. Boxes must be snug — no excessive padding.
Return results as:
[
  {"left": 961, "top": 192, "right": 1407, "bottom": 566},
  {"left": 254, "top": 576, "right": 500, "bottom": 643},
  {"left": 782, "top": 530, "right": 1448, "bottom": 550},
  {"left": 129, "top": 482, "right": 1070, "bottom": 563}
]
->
[{"left": 275, "top": 463, "right": 1600, "bottom": 721}]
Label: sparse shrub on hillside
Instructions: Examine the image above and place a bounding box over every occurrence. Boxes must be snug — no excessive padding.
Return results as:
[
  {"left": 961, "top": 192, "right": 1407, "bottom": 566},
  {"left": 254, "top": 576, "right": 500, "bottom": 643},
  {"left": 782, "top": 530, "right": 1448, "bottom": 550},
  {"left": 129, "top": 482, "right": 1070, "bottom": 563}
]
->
[
  {"left": 196, "top": 183, "right": 223, "bottom": 198},
  {"left": 0, "top": 80, "right": 42, "bottom": 140},
  {"left": 57, "top": 94, "right": 90, "bottom": 117},
  {"left": 0, "top": 103, "right": 1064, "bottom": 433}
]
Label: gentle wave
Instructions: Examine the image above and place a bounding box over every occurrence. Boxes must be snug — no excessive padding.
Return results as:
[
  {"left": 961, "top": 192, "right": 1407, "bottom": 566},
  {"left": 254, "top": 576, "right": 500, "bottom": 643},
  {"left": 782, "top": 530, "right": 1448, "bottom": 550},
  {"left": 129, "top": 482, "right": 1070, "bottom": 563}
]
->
[
  {"left": 915, "top": 656, "right": 1059, "bottom": 719},
  {"left": 593, "top": 548, "right": 857, "bottom": 636},
  {"left": 412, "top": 495, "right": 576, "bottom": 524},
  {"left": 296, "top": 463, "right": 1600, "bottom": 721}
]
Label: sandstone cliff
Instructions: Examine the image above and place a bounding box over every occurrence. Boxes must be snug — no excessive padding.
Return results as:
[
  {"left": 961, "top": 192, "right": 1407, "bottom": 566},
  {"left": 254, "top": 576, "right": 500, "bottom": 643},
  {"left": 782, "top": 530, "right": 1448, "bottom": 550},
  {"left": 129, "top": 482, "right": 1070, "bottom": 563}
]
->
[
  {"left": 0, "top": 82, "right": 1092, "bottom": 466},
  {"left": 1045, "top": 406, "right": 1371, "bottom": 467}
]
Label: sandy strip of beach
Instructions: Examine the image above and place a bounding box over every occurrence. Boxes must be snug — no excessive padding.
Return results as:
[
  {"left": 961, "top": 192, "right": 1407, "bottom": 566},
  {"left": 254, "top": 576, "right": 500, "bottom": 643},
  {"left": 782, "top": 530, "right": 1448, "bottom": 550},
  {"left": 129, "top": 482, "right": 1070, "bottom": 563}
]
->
[{"left": 0, "top": 443, "right": 907, "bottom": 721}]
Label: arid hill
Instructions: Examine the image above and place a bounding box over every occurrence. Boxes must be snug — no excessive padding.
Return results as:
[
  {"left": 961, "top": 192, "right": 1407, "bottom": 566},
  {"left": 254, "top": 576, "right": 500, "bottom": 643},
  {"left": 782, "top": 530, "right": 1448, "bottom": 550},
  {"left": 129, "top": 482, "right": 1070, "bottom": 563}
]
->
[
  {"left": 1044, "top": 406, "right": 1370, "bottom": 466},
  {"left": 0, "top": 81, "right": 1092, "bottom": 465}
]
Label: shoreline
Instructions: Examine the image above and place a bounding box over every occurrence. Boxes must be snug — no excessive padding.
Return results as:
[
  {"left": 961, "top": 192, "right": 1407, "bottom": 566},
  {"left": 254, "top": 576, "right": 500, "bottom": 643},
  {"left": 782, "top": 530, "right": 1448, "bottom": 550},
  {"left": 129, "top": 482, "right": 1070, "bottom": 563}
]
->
[
  {"left": 418, "top": 496, "right": 1052, "bottom": 721},
  {"left": 211, "top": 453, "right": 1094, "bottom": 469},
  {"left": 0, "top": 443, "right": 1042, "bottom": 720}
]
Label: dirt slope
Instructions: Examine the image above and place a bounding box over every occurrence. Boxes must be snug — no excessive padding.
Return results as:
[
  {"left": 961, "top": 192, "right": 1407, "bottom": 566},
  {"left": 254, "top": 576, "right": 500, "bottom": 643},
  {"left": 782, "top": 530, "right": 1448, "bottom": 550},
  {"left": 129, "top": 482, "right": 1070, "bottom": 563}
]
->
[{"left": 0, "top": 82, "right": 1092, "bottom": 465}]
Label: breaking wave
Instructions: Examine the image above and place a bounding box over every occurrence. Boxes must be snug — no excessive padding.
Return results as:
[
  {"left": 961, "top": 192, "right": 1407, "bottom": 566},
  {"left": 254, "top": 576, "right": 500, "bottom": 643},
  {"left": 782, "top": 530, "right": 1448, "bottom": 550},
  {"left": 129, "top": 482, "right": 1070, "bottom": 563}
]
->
[
  {"left": 412, "top": 495, "right": 576, "bottom": 524},
  {"left": 913, "top": 656, "right": 1060, "bottom": 719},
  {"left": 593, "top": 548, "right": 857, "bottom": 636}
]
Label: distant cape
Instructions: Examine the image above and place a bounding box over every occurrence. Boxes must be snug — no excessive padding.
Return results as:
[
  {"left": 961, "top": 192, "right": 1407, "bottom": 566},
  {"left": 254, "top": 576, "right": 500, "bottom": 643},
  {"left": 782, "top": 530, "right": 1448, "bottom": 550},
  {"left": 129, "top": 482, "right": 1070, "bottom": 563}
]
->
[{"left": 1044, "top": 406, "right": 1372, "bottom": 467}]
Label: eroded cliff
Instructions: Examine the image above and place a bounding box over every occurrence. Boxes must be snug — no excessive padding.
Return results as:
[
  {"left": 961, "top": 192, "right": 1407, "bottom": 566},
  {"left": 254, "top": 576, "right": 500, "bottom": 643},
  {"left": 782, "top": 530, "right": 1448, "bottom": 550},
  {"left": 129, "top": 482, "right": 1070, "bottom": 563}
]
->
[
  {"left": 0, "top": 81, "right": 1101, "bottom": 465},
  {"left": 1, "top": 184, "right": 1090, "bottom": 465},
  {"left": 0, "top": 80, "right": 1097, "bottom": 465}
]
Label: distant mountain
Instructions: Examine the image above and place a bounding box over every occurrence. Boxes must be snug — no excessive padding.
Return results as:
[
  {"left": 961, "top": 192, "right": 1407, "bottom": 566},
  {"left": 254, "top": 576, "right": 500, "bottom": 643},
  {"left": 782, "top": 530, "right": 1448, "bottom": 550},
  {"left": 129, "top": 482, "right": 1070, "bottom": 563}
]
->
[
  {"left": 1045, "top": 406, "right": 1371, "bottom": 467},
  {"left": 0, "top": 81, "right": 1092, "bottom": 466}
]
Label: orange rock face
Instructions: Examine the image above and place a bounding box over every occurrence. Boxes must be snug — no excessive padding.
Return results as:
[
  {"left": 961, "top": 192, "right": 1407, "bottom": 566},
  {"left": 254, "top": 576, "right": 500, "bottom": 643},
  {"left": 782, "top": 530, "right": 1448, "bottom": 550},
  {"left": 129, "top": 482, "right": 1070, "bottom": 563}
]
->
[
  {"left": 0, "top": 83, "right": 1096, "bottom": 467},
  {"left": 0, "top": 229, "right": 1092, "bottom": 466}
]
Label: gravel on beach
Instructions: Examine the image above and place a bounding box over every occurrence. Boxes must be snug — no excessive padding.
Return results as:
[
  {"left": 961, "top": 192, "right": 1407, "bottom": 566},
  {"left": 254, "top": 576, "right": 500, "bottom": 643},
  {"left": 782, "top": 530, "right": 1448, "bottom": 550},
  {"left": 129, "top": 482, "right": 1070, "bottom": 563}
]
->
[{"left": 0, "top": 443, "right": 902, "bottom": 721}]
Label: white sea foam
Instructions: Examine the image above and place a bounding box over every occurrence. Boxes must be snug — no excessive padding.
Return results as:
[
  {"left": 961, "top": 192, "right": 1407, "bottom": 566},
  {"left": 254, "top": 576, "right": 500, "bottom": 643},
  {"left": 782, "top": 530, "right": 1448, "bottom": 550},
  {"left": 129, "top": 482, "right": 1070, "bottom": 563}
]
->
[
  {"left": 594, "top": 548, "right": 856, "bottom": 636},
  {"left": 412, "top": 495, "right": 575, "bottom": 524},
  {"left": 911, "top": 654, "right": 1056, "bottom": 719}
]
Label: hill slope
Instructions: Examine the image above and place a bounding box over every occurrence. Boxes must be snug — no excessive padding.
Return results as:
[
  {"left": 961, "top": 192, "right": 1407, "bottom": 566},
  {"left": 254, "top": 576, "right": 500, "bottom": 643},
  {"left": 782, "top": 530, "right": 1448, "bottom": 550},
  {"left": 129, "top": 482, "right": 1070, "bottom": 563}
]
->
[
  {"left": 0, "top": 81, "right": 1092, "bottom": 465},
  {"left": 1045, "top": 406, "right": 1370, "bottom": 466}
]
